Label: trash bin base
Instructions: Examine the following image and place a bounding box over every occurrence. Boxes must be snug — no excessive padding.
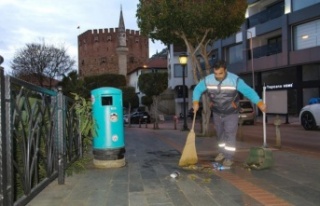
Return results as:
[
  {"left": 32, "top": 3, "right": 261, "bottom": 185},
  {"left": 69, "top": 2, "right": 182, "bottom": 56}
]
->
[
  {"left": 93, "top": 148, "right": 125, "bottom": 160},
  {"left": 93, "top": 158, "right": 126, "bottom": 168}
]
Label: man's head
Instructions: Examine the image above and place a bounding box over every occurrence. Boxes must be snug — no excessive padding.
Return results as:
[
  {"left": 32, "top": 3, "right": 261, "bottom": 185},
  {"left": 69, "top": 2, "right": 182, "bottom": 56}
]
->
[{"left": 213, "top": 60, "right": 227, "bottom": 81}]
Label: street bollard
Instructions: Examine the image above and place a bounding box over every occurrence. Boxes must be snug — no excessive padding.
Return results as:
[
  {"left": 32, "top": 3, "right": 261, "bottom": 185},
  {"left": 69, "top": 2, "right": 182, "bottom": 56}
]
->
[
  {"left": 139, "top": 118, "right": 142, "bottom": 128},
  {"left": 173, "top": 115, "right": 178, "bottom": 130},
  {"left": 144, "top": 117, "right": 148, "bottom": 128},
  {"left": 274, "top": 115, "right": 282, "bottom": 148}
]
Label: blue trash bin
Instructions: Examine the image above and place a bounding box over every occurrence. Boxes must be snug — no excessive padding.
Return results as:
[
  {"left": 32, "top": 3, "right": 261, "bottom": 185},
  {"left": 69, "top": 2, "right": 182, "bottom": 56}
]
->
[{"left": 91, "top": 87, "right": 125, "bottom": 163}]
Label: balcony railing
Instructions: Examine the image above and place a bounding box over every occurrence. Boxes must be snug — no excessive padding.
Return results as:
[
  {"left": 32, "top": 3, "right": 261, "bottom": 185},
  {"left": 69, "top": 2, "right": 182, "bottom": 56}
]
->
[
  {"left": 249, "top": 42, "right": 282, "bottom": 59},
  {"left": 247, "top": 2, "right": 284, "bottom": 28}
]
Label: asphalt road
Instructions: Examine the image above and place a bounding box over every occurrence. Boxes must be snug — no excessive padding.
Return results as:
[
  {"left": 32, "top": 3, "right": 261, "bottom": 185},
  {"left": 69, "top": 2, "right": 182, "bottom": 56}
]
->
[
  {"left": 132, "top": 117, "right": 320, "bottom": 158},
  {"left": 237, "top": 122, "right": 320, "bottom": 157}
]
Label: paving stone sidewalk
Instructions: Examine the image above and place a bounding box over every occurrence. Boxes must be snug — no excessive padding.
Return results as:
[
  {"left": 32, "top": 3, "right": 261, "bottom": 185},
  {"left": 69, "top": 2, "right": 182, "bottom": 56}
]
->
[{"left": 28, "top": 120, "right": 320, "bottom": 206}]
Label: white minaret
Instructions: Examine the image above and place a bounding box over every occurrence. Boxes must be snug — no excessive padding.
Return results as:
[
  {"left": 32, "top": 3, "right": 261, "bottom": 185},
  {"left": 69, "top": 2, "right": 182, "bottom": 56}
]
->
[{"left": 116, "top": 6, "right": 128, "bottom": 76}]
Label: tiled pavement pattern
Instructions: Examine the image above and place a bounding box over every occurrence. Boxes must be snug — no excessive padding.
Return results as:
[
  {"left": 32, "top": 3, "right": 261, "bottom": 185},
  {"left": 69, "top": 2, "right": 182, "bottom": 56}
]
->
[{"left": 28, "top": 120, "right": 320, "bottom": 206}]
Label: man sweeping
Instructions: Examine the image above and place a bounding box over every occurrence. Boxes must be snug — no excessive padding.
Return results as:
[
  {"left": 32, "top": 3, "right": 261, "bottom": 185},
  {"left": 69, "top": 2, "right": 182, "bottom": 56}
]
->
[{"left": 192, "top": 60, "right": 266, "bottom": 167}]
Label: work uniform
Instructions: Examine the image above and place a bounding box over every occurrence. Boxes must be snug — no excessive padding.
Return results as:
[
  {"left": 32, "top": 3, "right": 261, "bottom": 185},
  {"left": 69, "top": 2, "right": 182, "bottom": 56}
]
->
[{"left": 193, "top": 72, "right": 262, "bottom": 160}]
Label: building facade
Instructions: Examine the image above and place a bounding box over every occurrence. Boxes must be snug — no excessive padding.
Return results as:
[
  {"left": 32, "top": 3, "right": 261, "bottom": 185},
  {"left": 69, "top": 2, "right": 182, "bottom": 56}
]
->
[
  {"left": 127, "top": 50, "right": 175, "bottom": 114},
  {"left": 168, "top": 0, "right": 320, "bottom": 116},
  {"left": 213, "top": 0, "right": 320, "bottom": 115},
  {"left": 78, "top": 9, "right": 149, "bottom": 78}
]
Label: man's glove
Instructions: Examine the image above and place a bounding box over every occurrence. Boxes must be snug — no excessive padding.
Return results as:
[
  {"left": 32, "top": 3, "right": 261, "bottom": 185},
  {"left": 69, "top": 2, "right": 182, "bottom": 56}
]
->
[
  {"left": 257, "top": 101, "right": 267, "bottom": 113},
  {"left": 193, "top": 101, "right": 199, "bottom": 112}
]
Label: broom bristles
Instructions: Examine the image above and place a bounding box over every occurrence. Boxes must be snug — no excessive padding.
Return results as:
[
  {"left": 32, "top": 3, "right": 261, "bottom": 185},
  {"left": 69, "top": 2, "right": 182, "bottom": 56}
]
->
[{"left": 179, "top": 130, "right": 198, "bottom": 167}]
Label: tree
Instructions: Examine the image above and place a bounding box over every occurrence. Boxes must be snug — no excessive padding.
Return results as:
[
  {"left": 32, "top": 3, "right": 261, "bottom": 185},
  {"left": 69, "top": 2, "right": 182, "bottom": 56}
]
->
[
  {"left": 136, "top": 0, "right": 247, "bottom": 135},
  {"left": 138, "top": 72, "right": 168, "bottom": 129},
  {"left": 121, "top": 86, "right": 139, "bottom": 109},
  {"left": 58, "top": 70, "right": 85, "bottom": 98},
  {"left": 11, "top": 40, "right": 75, "bottom": 88},
  {"left": 84, "top": 73, "right": 127, "bottom": 96},
  {"left": 120, "top": 86, "right": 139, "bottom": 127},
  {"left": 141, "top": 95, "right": 153, "bottom": 110}
]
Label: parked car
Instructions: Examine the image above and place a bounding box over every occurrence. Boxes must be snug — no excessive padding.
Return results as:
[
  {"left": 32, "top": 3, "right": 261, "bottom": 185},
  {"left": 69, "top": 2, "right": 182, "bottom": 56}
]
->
[
  {"left": 238, "top": 100, "right": 255, "bottom": 125},
  {"left": 126, "top": 111, "right": 151, "bottom": 124},
  {"left": 299, "top": 103, "right": 320, "bottom": 130}
]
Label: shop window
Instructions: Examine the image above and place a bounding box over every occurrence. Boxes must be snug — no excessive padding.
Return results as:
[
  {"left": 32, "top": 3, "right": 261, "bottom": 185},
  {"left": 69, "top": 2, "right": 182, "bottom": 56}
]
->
[
  {"left": 303, "top": 88, "right": 320, "bottom": 105},
  {"left": 261, "top": 67, "right": 297, "bottom": 85},
  {"left": 302, "top": 64, "right": 320, "bottom": 81}
]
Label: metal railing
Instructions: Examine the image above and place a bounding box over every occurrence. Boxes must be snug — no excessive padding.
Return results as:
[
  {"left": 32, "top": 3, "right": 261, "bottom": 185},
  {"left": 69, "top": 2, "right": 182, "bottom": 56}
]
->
[
  {"left": 251, "top": 42, "right": 282, "bottom": 59},
  {"left": 0, "top": 67, "right": 81, "bottom": 206},
  {"left": 247, "top": 2, "right": 284, "bottom": 28}
]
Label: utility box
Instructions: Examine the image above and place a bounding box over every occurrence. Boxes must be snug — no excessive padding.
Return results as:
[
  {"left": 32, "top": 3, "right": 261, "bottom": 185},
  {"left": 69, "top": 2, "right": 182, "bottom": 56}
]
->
[{"left": 91, "top": 87, "right": 125, "bottom": 168}]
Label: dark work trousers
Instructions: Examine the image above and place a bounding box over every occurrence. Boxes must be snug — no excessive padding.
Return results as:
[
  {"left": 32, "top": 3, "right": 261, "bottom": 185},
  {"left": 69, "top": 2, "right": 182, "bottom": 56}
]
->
[{"left": 213, "top": 113, "right": 239, "bottom": 160}]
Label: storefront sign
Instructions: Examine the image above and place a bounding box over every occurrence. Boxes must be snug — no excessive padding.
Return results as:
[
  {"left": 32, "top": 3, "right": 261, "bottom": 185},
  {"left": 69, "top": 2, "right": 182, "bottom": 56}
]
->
[{"left": 266, "top": 83, "right": 293, "bottom": 90}]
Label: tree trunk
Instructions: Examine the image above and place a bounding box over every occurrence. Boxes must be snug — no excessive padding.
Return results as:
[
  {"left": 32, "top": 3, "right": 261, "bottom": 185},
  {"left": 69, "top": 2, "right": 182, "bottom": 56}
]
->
[{"left": 199, "top": 95, "right": 214, "bottom": 137}]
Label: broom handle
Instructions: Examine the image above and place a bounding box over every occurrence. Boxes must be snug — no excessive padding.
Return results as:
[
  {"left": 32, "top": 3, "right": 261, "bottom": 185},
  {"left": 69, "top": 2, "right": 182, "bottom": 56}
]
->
[
  {"left": 191, "top": 110, "right": 197, "bottom": 131},
  {"left": 263, "top": 84, "right": 267, "bottom": 147}
]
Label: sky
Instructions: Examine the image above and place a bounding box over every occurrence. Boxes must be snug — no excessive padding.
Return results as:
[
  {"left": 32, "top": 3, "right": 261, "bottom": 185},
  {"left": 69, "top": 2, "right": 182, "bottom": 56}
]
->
[{"left": 0, "top": 0, "right": 166, "bottom": 74}]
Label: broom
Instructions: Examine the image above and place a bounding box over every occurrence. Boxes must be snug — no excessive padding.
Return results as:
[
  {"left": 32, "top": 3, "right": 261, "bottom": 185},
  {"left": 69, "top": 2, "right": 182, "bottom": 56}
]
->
[{"left": 179, "top": 111, "right": 198, "bottom": 167}]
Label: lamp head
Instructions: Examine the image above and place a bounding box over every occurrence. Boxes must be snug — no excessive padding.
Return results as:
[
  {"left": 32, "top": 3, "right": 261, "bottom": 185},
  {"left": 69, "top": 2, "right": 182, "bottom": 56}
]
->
[{"left": 178, "top": 53, "right": 188, "bottom": 66}]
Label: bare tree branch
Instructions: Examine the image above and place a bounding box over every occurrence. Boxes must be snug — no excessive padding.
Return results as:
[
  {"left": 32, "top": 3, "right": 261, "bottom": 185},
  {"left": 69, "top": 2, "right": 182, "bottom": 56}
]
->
[{"left": 11, "top": 39, "right": 75, "bottom": 88}]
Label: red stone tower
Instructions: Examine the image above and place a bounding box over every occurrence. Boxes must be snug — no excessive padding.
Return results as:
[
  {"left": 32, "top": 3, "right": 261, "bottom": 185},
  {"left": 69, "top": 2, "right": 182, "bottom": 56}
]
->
[{"left": 78, "top": 7, "right": 149, "bottom": 78}]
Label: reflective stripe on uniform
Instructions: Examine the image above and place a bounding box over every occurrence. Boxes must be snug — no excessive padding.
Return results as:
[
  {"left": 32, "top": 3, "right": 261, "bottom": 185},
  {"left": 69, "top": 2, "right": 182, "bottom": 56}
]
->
[
  {"left": 225, "top": 146, "right": 236, "bottom": 151},
  {"left": 207, "top": 86, "right": 219, "bottom": 89},
  {"left": 218, "top": 143, "right": 226, "bottom": 148},
  {"left": 207, "top": 86, "right": 236, "bottom": 90}
]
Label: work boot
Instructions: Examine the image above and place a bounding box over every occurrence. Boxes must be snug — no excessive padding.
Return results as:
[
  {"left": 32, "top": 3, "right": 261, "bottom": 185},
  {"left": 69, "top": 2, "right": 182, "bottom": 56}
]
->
[{"left": 214, "top": 153, "right": 225, "bottom": 162}]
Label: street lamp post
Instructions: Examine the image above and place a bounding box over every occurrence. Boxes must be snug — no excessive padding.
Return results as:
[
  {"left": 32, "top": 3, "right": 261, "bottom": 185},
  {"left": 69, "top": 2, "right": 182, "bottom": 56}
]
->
[
  {"left": 247, "top": 31, "right": 255, "bottom": 91},
  {"left": 179, "top": 53, "right": 189, "bottom": 131},
  {"left": 248, "top": 31, "right": 259, "bottom": 117}
]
